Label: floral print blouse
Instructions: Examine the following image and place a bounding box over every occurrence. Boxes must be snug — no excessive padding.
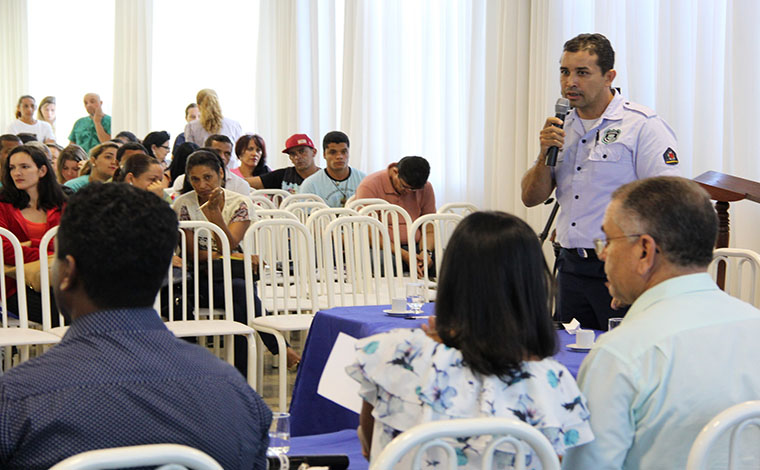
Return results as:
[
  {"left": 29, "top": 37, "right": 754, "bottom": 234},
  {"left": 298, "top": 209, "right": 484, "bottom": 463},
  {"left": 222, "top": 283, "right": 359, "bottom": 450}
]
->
[{"left": 346, "top": 328, "right": 594, "bottom": 469}]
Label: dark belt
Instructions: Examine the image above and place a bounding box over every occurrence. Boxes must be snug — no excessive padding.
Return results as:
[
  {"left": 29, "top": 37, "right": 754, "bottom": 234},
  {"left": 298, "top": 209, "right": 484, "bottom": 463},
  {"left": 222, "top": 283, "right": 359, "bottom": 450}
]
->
[{"left": 560, "top": 247, "right": 598, "bottom": 260}]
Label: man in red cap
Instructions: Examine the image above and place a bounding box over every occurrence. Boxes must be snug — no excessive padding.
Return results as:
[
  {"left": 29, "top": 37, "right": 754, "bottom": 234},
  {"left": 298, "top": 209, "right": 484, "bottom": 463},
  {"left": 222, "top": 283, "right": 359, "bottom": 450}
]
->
[{"left": 248, "top": 133, "right": 320, "bottom": 193}]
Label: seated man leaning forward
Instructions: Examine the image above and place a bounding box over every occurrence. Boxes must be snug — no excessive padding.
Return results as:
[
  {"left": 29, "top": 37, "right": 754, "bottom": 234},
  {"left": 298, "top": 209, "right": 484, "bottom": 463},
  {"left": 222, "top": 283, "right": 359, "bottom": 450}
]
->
[
  {"left": 355, "top": 156, "right": 436, "bottom": 276},
  {"left": 299, "top": 131, "right": 366, "bottom": 207},
  {"left": 562, "top": 176, "right": 760, "bottom": 470},
  {"left": 0, "top": 183, "right": 271, "bottom": 470}
]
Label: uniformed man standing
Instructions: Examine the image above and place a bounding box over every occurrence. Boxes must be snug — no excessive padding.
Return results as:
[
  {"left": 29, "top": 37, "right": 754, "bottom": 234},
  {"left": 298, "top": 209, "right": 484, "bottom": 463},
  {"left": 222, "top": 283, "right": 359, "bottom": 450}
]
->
[{"left": 521, "top": 33, "right": 681, "bottom": 330}]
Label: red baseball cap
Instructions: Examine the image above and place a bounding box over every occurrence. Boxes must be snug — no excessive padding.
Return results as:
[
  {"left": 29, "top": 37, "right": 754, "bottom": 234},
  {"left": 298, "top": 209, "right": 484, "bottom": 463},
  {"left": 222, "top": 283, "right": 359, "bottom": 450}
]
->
[{"left": 282, "top": 134, "right": 316, "bottom": 154}]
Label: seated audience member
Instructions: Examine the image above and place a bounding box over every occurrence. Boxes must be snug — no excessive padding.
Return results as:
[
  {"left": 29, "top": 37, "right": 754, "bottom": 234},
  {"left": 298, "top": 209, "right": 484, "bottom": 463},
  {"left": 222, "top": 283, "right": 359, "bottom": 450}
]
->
[
  {"left": 64, "top": 142, "right": 119, "bottom": 192},
  {"left": 348, "top": 211, "right": 593, "bottom": 468},
  {"left": 114, "top": 130, "right": 139, "bottom": 144},
  {"left": 562, "top": 177, "right": 760, "bottom": 469},
  {"left": 0, "top": 145, "right": 66, "bottom": 325},
  {"left": 69, "top": 93, "right": 111, "bottom": 153},
  {"left": 0, "top": 135, "right": 22, "bottom": 167},
  {"left": 6, "top": 95, "right": 56, "bottom": 143},
  {"left": 300, "top": 131, "right": 365, "bottom": 207},
  {"left": 24, "top": 141, "right": 52, "bottom": 163},
  {"left": 45, "top": 142, "right": 63, "bottom": 165},
  {"left": 171, "top": 136, "right": 250, "bottom": 195},
  {"left": 172, "top": 102, "right": 200, "bottom": 154},
  {"left": 56, "top": 145, "right": 88, "bottom": 184},
  {"left": 143, "top": 130, "right": 171, "bottom": 169},
  {"left": 17, "top": 133, "right": 37, "bottom": 144},
  {"left": 116, "top": 141, "right": 149, "bottom": 166},
  {"left": 248, "top": 133, "right": 320, "bottom": 193},
  {"left": 113, "top": 153, "right": 165, "bottom": 199},
  {"left": 184, "top": 89, "right": 242, "bottom": 163},
  {"left": 172, "top": 150, "right": 301, "bottom": 375},
  {"left": 356, "top": 156, "right": 436, "bottom": 275},
  {"left": 168, "top": 141, "right": 199, "bottom": 188},
  {"left": 233, "top": 134, "right": 271, "bottom": 186},
  {"left": 0, "top": 182, "right": 271, "bottom": 469},
  {"left": 37, "top": 95, "right": 56, "bottom": 133}
]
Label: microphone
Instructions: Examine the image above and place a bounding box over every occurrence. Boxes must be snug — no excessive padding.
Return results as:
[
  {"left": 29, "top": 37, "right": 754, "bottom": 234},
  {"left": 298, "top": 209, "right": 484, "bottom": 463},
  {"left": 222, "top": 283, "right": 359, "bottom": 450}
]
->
[
  {"left": 545, "top": 98, "right": 571, "bottom": 167},
  {"left": 267, "top": 454, "right": 349, "bottom": 469}
]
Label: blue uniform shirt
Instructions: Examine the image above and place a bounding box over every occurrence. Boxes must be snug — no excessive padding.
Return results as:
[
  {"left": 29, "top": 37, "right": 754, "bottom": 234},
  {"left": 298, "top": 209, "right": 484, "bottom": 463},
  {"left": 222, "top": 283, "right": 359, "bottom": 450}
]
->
[{"left": 553, "top": 92, "right": 680, "bottom": 249}]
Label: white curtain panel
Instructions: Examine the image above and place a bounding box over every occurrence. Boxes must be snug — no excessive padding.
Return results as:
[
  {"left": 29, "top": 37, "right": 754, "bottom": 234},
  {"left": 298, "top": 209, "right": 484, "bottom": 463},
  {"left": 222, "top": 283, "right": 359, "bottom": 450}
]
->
[
  {"left": 112, "top": 0, "right": 153, "bottom": 139},
  {"left": 0, "top": 0, "right": 29, "bottom": 133}
]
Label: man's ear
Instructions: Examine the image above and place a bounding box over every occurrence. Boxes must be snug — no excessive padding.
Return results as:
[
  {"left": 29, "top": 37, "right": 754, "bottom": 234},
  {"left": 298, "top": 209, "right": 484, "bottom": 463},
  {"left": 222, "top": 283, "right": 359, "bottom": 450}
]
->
[
  {"left": 636, "top": 235, "right": 657, "bottom": 274},
  {"left": 57, "top": 255, "right": 78, "bottom": 292}
]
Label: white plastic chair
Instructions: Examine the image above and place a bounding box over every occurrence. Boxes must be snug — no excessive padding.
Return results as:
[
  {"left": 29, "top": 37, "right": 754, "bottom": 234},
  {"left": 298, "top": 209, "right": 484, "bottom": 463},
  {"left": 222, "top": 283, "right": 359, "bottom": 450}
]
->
[
  {"left": 249, "top": 194, "right": 277, "bottom": 210},
  {"left": 687, "top": 400, "right": 760, "bottom": 470},
  {"left": 438, "top": 202, "right": 478, "bottom": 217},
  {"left": 160, "top": 221, "right": 258, "bottom": 389},
  {"left": 407, "top": 213, "right": 463, "bottom": 300},
  {"left": 243, "top": 218, "right": 319, "bottom": 411},
  {"left": 285, "top": 200, "right": 329, "bottom": 225},
  {"left": 323, "top": 215, "right": 398, "bottom": 307},
  {"left": 358, "top": 203, "right": 413, "bottom": 284},
  {"left": 306, "top": 207, "right": 358, "bottom": 301},
  {"left": 39, "top": 226, "right": 69, "bottom": 338},
  {"left": 346, "top": 197, "right": 388, "bottom": 211},
  {"left": 250, "top": 188, "right": 290, "bottom": 207},
  {"left": 252, "top": 209, "right": 299, "bottom": 222},
  {"left": 49, "top": 443, "right": 223, "bottom": 470},
  {"left": 280, "top": 192, "right": 327, "bottom": 209},
  {"left": 0, "top": 227, "right": 61, "bottom": 370},
  {"left": 370, "top": 417, "right": 560, "bottom": 470},
  {"left": 709, "top": 248, "right": 760, "bottom": 307}
]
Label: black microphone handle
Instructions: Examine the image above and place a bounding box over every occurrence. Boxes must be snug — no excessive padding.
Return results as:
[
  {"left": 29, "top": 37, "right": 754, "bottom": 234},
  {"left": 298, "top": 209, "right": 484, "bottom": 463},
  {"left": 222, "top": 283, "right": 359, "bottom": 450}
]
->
[
  {"left": 544, "top": 112, "right": 566, "bottom": 167},
  {"left": 267, "top": 454, "right": 349, "bottom": 470}
]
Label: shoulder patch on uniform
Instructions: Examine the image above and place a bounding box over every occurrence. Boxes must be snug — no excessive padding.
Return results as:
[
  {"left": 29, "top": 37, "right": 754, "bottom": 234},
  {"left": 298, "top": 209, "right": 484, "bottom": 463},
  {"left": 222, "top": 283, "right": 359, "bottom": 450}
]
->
[
  {"left": 663, "top": 147, "right": 678, "bottom": 165},
  {"left": 623, "top": 101, "right": 656, "bottom": 118}
]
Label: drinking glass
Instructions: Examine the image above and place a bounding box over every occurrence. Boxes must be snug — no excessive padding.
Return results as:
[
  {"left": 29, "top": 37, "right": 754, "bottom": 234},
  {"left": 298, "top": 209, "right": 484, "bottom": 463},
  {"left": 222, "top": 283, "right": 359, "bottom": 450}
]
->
[
  {"left": 268, "top": 412, "right": 291, "bottom": 454},
  {"left": 608, "top": 317, "right": 623, "bottom": 331},
  {"left": 406, "top": 282, "right": 425, "bottom": 314}
]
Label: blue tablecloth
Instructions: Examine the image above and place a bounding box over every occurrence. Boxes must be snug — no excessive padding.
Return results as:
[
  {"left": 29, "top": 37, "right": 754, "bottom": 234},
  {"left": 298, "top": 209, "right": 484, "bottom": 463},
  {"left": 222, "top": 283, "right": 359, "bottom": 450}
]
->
[
  {"left": 290, "top": 303, "right": 594, "bottom": 436},
  {"left": 290, "top": 429, "right": 367, "bottom": 470}
]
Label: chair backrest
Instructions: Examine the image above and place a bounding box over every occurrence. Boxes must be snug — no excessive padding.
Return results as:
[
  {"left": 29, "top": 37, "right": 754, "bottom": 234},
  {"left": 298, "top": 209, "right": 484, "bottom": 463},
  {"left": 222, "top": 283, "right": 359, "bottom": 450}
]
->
[
  {"left": 252, "top": 209, "right": 299, "bottom": 222},
  {"left": 358, "top": 203, "right": 413, "bottom": 278},
  {"left": 39, "top": 226, "right": 66, "bottom": 331},
  {"left": 708, "top": 248, "right": 760, "bottom": 307},
  {"left": 687, "top": 400, "right": 760, "bottom": 470},
  {"left": 370, "top": 417, "right": 560, "bottom": 470},
  {"left": 49, "top": 443, "right": 223, "bottom": 470},
  {"left": 346, "top": 197, "right": 388, "bottom": 211},
  {"left": 285, "top": 200, "right": 329, "bottom": 225},
  {"left": 250, "top": 189, "right": 290, "bottom": 207},
  {"left": 280, "top": 193, "right": 327, "bottom": 209},
  {"left": 242, "top": 218, "right": 319, "bottom": 316},
  {"left": 438, "top": 202, "right": 478, "bottom": 217},
  {"left": 0, "top": 227, "right": 28, "bottom": 330},
  {"left": 322, "top": 215, "right": 397, "bottom": 307},
  {"left": 407, "top": 213, "right": 463, "bottom": 295},
  {"left": 306, "top": 207, "right": 359, "bottom": 293},
  {"left": 248, "top": 194, "right": 277, "bottom": 210}
]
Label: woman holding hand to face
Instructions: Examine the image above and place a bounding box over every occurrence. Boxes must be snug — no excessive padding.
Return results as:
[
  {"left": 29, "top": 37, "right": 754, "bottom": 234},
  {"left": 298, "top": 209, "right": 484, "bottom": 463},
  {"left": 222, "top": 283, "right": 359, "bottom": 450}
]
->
[{"left": 114, "top": 153, "right": 165, "bottom": 199}]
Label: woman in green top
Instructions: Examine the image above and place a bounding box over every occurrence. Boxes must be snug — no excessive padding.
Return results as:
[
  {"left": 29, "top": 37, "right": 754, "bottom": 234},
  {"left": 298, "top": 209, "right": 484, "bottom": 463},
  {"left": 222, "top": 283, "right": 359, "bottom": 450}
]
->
[{"left": 63, "top": 142, "right": 119, "bottom": 192}]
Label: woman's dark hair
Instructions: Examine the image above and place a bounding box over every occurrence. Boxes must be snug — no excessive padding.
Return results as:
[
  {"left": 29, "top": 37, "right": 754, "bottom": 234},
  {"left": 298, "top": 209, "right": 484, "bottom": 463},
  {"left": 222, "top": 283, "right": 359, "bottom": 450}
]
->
[
  {"left": 234, "top": 134, "right": 269, "bottom": 176},
  {"left": 142, "top": 131, "right": 171, "bottom": 157},
  {"left": 181, "top": 149, "right": 226, "bottom": 194},
  {"left": 113, "top": 154, "right": 160, "bottom": 183},
  {"left": 169, "top": 142, "right": 199, "bottom": 184},
  {"left": 1, "top": 145, "right": 66, "bottom": 210},
  {"left": 114, "top": 130, "right": 139, "bottom": 143},
  {"left": 435, "top": 211, "right": 557, "bottom": 378}
]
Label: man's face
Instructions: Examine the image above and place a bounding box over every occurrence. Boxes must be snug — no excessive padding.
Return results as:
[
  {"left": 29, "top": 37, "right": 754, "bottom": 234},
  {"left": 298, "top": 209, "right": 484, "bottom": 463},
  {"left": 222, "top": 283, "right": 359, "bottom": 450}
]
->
[
  {"left": 287, "top": 146, "right": 317, "bottom": 172},
  {"left": 0, "top": 140, "right": 21, "bottom": 165},
  {"left": 599, "top": 200, "right": 645, "bottom": 306},
  {"left": 389, "top": 166, "right": 415, "bottom": 196},
  {"left": 559, "top": 50, "right": 615, "bottom": 117},
  {"left": 210, "top": 141, "right": 233, "bottom": 166},
  {"left": 324, "top": 142, "right": 349, "bottom": 173},
  {"left": 83, "top": 94, "right": 102, "bottom": 116}
]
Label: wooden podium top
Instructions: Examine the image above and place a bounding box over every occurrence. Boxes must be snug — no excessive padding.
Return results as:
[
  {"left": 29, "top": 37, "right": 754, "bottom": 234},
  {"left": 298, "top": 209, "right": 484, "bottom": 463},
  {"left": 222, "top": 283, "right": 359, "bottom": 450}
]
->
[{"left": 693, "top": 171, "right": 760, "bottom": 203}]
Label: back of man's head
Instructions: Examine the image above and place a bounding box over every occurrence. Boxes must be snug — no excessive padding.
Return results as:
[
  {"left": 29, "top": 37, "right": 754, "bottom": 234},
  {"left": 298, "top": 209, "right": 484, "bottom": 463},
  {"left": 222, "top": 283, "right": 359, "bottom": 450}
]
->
[
  {"left": 563, "top": 33, "right": 615, "bottom": 74},
  {"left": 612, "top": 176, "right": 717, "bottom": 268},
  {"left": 322, "top": 131, "right": 349, "bottom": 151},
  {"left": 204, "top": 134, "right": 232, "bottom": 148},
  {"left": 397, "top": 156, "right": 430, "bottom": 189},
  {"left": 56, "top": 183, "right": 178, "bottom": 309},
  {"left": 116, "top": 142, "right": 148, "bottom": 163}
]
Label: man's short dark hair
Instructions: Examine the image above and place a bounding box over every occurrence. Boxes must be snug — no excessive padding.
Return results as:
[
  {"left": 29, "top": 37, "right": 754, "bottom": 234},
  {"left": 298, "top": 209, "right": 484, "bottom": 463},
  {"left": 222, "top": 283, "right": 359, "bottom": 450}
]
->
[
  {"left": 0, "top": 134, "right": 22, "bottom": 144},
  {"left": 17, "top": 133, "right": 37, "bottom": 144},
  {"left": 612, "top": 176, "right": 718, "bottom": 268},
  {"left": 115, "top": 130, "right": 139, "bottom": 143},
  {"left": 563, "top": 33, "right": 615, "bottom": 74},
  {"left": 116, "top": 142, "right": 148, "bottom": 162},
  {"left": 56, "top": 183, "right": 178, "bottom": 309},
  {"left": 322, "top": 131, "right": 349, "bottom": 151},
  {"left": 204, "top": 134, "right": 232, "bottom": 148},
  {"left": 397, "top": 156, "right": 430, "bottom": 189}
]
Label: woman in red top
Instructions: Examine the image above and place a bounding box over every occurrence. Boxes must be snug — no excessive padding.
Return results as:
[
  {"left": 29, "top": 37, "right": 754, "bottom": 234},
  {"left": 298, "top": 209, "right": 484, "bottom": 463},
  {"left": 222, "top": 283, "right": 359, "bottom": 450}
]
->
[{"left": 0, "top": 145, "right": 66, "bottom": 324}]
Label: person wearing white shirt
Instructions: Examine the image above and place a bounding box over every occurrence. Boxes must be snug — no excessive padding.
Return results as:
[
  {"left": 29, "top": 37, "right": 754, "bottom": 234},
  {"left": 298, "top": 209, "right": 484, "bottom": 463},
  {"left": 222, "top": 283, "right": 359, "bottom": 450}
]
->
[
  {"left": 561, "top": 176, "right": 760, "bottom": 470},
  {"left": 6, "top": 95, "right": 56, "bottom": 143}
]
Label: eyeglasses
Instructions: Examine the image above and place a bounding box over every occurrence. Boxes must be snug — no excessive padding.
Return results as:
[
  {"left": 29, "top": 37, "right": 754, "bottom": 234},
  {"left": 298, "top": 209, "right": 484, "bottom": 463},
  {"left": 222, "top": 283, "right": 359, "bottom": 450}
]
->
[
  {"left": 160, "top": 145, "right": 170, "bottom": 151},
  {"left": 593, "top": 234, "right": 645, "bottom": 253},
  {"left": 397, "top": 177, "right": 418, "bottom": 192}
]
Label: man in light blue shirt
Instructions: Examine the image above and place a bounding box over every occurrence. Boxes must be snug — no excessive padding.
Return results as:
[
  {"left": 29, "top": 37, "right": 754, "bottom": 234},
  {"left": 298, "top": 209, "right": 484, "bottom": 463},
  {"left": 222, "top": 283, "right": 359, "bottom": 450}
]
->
[
  {"left": 562, "top": 177, "right": 760, "bottom": 470},
  {"left": 300, "top": 131, "right": 366, "bottom": 207}
]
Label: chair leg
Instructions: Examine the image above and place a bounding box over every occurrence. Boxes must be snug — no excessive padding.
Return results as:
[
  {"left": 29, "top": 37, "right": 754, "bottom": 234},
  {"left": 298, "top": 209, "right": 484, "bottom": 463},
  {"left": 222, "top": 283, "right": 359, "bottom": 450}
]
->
[
  {"left": 246, "top": 333, "right": 257, "bottom": 391},
  {"left": 256, "top": 334, "right": 264, "bottom": 397}
]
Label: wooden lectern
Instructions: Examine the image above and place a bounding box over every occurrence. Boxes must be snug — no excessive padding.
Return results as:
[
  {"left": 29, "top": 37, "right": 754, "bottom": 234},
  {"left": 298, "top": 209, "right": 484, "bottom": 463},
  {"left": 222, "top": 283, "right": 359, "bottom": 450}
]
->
[{"left": 693, "top": 171, "right": 760, "bottom": 287}]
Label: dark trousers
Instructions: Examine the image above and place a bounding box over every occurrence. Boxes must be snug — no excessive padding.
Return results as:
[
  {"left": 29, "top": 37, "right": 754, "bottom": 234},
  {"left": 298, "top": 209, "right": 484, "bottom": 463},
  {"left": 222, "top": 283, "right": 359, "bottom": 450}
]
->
[
  {"left": 556, "top": 248, "right": 628, "bottom": 331},
  {"left": 7, "top": 287, "right": 61, "bottom": 328}
]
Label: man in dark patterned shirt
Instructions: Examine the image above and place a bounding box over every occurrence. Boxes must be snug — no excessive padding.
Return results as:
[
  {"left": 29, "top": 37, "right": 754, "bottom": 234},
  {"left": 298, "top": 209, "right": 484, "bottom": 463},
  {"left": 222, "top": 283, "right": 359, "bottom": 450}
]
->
[{"left": 0, "top": 183, "right": 271, "bottom": 469}]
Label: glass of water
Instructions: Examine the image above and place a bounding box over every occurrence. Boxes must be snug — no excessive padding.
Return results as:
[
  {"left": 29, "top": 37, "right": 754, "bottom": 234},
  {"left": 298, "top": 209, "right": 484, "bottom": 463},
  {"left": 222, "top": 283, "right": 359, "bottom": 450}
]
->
[
  {"left": 268, "top": 412, "right": 291, "bottom": 454},
  {"left": 406, "top": 282, "right": 425, "bottom": 314}
]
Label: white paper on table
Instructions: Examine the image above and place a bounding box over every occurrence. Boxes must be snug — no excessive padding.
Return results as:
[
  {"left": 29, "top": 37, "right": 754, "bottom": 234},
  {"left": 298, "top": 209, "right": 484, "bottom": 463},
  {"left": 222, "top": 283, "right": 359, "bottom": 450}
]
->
[
  {"left": 563, "top": 318, "right": 581, "bottom": 334},
  {"left": 317, "top": 332, "right": 362, "bottom": 413}
]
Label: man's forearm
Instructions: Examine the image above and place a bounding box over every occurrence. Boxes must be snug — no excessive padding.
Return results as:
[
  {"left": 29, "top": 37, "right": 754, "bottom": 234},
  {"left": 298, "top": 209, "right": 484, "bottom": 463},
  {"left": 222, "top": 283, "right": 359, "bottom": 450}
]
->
[
  {"left": 521, "top": 153, "right": 555, "bottom": 207},
  {"left": 93, "top": 117, "right": 111, "bottom": 143}
]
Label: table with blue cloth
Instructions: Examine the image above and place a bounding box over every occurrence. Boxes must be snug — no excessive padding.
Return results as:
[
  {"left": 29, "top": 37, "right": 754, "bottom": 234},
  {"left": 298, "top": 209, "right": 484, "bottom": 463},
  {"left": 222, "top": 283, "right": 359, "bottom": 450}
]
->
[{"left": 290, "top": 303, "right": 594, "bottom": 437}]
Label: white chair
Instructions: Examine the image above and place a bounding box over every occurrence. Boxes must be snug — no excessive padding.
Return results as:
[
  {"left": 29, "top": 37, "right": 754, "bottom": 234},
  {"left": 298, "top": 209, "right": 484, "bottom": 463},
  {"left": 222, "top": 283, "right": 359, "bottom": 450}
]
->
[
  {"left": 346, "top": 197, "right": 388, "bottom": 211},
  {"left": 284, "top": 200, "right": 329, "bottom": 225},
  {"left": 306, "top": 207, "right": 359, "bottom": 301},
  {"left": 39, "top": 226, "right": 69, "bottom": 338},
  {"left": 358, "top": 203, "right": 413, "bottom": 284},
  {"left": 709, "top": 248, "right": 760, "bottom": 307},
  {"left": 243, "top": 218, "right": 319, "bottom": 411},
  {"left": 160, "top": 221, "right": 258, "bottom": 389},
  {"left": 407, "top": 213, "right": 463, "bottom": 300},
  {"left": 252, "top": 209, "right": 299, "bottom": 221},
  {"left": 280, "top": 192, "right": 327, "bottom": 209},
  {"left": 370, "top": 417, "right": 560, "bottom": 470},
  {"left": 0, "top": 227, "right": 61, "bottom": 371},
  {"left": 438, "top": 202, "right": 478, "bottom": 217},
  {"left": 250, "top": 188, "right": 290, "bottom": 207},
  {"left": 49, "top": 443, "right": 223, "bottom": 470},
  {"left": 687, "top": 400, "right": 760, "bottom": 470},
  {"left": 323, "top": 215, "right": 398, "bottom": 307},
  {"left": 249, "top": 194, "right": 277, "bottom": 210}
]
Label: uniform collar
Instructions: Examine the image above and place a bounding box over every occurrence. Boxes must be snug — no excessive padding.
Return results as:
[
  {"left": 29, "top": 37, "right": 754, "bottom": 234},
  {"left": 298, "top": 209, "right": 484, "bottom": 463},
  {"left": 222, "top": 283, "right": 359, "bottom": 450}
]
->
[{"left": 567, "top": 89, "right": 625, "bottom": 132}]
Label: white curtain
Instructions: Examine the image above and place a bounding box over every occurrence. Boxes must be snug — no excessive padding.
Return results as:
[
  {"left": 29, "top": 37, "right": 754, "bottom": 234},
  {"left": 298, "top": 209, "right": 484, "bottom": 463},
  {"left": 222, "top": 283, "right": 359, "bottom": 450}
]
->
[
  {"left": 112, "top": 0, "right": 153, "bottom": 139},
  {"left": 0, "top": 0, "right": 28, "bottom": 133}
]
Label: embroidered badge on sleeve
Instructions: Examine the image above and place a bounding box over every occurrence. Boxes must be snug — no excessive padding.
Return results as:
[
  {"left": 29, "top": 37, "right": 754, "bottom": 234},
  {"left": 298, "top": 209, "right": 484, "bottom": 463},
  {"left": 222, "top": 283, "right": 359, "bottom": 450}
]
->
[{"left": 663, "top": 147, "right": 678, "bottom": 165}]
